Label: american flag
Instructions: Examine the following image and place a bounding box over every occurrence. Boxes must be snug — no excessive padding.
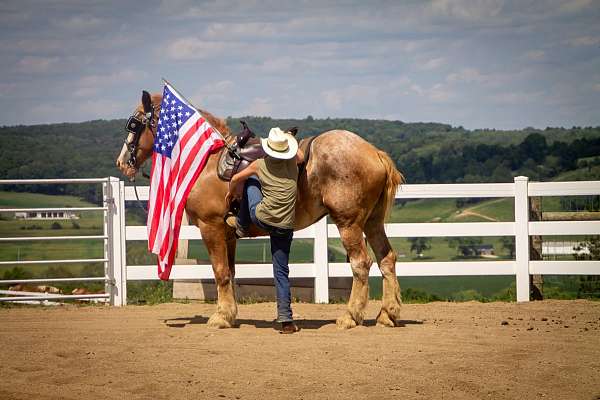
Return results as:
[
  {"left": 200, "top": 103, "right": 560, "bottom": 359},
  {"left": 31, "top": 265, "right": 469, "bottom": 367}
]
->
[{"left": 148, "top": 83, "right": 225, "bottom": 280}]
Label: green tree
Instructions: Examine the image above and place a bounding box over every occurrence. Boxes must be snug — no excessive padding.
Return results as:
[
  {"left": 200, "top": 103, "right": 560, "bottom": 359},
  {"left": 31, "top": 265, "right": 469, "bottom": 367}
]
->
[
  {"left": 573, "top": 236, "right": 600, "bottom": 298},
  {"left": 500, "top": 237, "right": 515, "bottom": 258},
  {"left": 408, "top": 237, "right": 432, "bottom": 257},
  {"left": 448, "top": 237, "right": 483, "bottom": 257}
]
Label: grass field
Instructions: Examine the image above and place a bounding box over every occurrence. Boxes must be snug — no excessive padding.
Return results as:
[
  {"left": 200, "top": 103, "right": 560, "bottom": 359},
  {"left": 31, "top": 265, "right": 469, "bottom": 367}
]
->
[{"left": 1, "top": 191, "right": 597, "bottom": 302}]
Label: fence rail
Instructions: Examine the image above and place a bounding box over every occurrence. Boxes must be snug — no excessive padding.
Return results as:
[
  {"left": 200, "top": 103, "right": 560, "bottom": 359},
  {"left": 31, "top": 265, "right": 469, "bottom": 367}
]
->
[{"left": 1, "top": 176, "right": 599, "bottom": 305}]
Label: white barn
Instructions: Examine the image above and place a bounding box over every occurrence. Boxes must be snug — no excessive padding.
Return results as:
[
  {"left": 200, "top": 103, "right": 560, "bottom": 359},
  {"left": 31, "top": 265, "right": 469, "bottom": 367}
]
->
[{"left": 14, "top": 211, "right": 79, "bottom": 220}]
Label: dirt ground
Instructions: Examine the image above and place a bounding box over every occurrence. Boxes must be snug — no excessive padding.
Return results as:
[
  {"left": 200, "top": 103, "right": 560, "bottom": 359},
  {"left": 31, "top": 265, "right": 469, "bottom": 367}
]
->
[{"left": 0, "top": 300, "right": 599, "bottom": 400}]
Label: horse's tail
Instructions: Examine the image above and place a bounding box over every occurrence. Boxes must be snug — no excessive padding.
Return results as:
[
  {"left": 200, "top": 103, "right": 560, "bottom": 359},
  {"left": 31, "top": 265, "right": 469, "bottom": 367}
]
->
[{"left": 376, "top": 150, "right": 404, "bottom": 222}]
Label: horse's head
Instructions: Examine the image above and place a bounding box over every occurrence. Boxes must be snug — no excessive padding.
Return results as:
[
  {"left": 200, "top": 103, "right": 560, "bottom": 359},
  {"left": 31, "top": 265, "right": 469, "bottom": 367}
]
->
[{"left": 116, "top": 91, "right": 161, "bottom": 180}]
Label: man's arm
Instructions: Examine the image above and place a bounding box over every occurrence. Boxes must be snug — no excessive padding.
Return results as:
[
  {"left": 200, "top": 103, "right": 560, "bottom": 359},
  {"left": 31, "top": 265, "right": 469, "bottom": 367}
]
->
[{"left": 226, "top": 161, "right": 259, "bottom": 205}]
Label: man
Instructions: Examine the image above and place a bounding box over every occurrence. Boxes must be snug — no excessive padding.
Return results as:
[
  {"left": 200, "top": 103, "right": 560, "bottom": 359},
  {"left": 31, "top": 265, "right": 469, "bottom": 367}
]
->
[{"left": 226, "top": 127, "right": 304, "bottom": 334}]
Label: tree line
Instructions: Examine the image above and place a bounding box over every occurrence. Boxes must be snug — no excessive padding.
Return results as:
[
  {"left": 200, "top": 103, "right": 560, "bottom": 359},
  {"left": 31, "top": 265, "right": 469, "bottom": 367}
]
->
[{"left": 1, "top": 117, "right": 599, "bottom": 203}]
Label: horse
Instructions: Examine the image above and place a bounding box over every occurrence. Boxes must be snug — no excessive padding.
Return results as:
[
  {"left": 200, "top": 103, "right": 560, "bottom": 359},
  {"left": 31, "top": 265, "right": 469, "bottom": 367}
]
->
[{"left": 116, "top": 91, "right": 405, "bottom": 329}]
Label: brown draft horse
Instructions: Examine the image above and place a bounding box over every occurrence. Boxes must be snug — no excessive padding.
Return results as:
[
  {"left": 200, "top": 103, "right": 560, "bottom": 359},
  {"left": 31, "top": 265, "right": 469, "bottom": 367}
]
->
[{"left": 116, "top": 92, "right": 404, "bottom": 329}]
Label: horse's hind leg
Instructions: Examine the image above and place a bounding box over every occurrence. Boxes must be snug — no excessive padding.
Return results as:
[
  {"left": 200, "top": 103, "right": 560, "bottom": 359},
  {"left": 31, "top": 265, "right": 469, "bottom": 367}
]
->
[
  {"left": 364, "top": 218, "right": 402, "bottom": 327},
  {"left": 336, "top": 224, "right": 373, "bottom": 329}
]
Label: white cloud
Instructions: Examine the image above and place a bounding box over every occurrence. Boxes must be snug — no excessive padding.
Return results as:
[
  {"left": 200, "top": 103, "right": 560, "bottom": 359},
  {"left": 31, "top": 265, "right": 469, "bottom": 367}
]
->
[
  {"left": 245, "top": 97, "right": 273, "bottom": 116},
  {"left": 558, "top": 0, "right": 593, "bottom": 14},
  {"left": 75, "top": 69, "right": 147, "bottom": 97},
  {"left": 525, "top": 50, "right": 545, "bottom": 61},
  {"left": 409, "top": 83, "right": 424, "bottom": 96},
  {"left": 446, "top": 68, "right": 487, "bottom": 83},
  {"left": 16, "top": 56, "right": 60, "bottom": 73},
  {"left": 320, "top": 84, "right": 382, "bottom": 112},
  {"left": 56, "top": 15, "right": 105, "bottom": 31},
  {"left": 492, "top": 90, "right": 543, "bottom": 105},
  {"left": 192, "top": 80, "right": 236, "bottom": 107},
  {"left": 29, "top": 103, "right": 64, "bottom": 121},
  {"left": 203, "top": 22, "right": 277, "bottom": 40},
  {"left": 427, "top": 83, "right": 453, "bottom": 102},
  {"left": 0, "top": 82, "right": 17, "bottom": 97},
  {"left": 75, "top": 99, "right": 127, "bottom": 119},
  {"left": 565, "top": 36, "right": 600, "bottom": 47},
  {"left": 254, "top": 57, "right": 296, "bottom": 73},
  {"left": 164, "top": 38, "right": 239, "bottom": 61},
  {"left": 428, "top": 0, "right": 504, "bottom": 20},
  {"left": 322, "top": 90, "right": 342, "bottom": 111},
  {"left": 79, "top": 69, "right": 143, "bottom": 88},
  {"left": 419, "top": 57, "right": 446, "bottom": 70}
]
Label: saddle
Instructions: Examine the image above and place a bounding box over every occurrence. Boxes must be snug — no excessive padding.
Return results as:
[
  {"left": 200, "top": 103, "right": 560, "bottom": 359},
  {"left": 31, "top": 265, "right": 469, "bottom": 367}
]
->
[{"left": 217, "top": 121, "right": 266, "bottom": 181}]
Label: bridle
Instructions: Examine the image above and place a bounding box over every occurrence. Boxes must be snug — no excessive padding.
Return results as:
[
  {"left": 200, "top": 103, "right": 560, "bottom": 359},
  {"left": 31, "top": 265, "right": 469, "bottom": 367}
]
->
[
  {"left": 124, "top": 91, "right": 159, "bottom": 173},
  {"left": 123, "top": 91, "right": 159, "bottom": 213}
]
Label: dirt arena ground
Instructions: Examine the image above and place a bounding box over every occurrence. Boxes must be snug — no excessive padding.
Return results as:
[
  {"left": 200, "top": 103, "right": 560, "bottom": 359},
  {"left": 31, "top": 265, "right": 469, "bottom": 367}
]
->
[{"left": 1, "top": 300, "right": 599, "bottom": 400}]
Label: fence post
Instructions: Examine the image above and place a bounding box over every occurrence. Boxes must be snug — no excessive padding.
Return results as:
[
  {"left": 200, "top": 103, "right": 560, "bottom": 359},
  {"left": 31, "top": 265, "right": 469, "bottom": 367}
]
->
[
  {"left": 106, "top": 177, "right": 127, "bottom": 306},
  {"left": 514, "top": 176, "right": 530, "bottom": 302},
  {"left": 313, "top": 217, "right": 329, "bottom": 303}
]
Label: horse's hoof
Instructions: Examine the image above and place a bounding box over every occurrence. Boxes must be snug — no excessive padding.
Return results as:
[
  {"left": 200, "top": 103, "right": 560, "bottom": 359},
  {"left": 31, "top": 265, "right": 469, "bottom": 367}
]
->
[
  {"left": 376, "top": 309, "right": 397, "bottom": 327},
  {"left": 207, "top": 312, "right": 233, "bottom": 329},
  {"left": 336, "top": 313, "right": 358, "bottom": 330}
]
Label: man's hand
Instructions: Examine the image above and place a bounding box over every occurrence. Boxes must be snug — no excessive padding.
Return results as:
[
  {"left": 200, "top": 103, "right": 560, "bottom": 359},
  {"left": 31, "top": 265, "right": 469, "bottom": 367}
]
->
[{"left": 224, "top": 160, "right": 258, "bottom": 206}]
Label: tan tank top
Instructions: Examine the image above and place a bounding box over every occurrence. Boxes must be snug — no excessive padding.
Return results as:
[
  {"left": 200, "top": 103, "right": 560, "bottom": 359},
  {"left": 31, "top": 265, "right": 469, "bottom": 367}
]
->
[{"left": 255, "top": 157, "right": 298, "bottom": 229}]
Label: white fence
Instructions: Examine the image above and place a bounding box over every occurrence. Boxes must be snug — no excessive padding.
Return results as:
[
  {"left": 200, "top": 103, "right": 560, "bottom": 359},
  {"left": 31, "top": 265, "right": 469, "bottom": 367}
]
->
[
  {"left": 1, "top": 176, "right": 599, "bottom": 305},
  {"left": 0, "top": 178, "right": 125, "bottom": 305}
]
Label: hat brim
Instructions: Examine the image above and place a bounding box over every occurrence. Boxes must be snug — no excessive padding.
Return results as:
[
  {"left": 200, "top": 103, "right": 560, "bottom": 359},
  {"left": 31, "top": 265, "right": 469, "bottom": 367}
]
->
[{"left": 261, "top": 134, "right": 298, "bottom": 160}]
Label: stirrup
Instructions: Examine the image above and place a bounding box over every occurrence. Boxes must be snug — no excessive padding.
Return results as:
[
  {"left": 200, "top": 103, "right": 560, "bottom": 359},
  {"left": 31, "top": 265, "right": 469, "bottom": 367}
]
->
[{"left": 225, "top": 212, "right": 237, "bottom": 228}]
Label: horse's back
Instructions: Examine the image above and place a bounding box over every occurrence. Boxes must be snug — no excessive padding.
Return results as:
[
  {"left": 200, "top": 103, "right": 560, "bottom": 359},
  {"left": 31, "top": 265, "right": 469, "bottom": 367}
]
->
[
  {"left": 309, "top": 129, "right": 387, "bottom": 186},
  {"left": 298, "top": 130, "right": 390, "bottom": 226}
]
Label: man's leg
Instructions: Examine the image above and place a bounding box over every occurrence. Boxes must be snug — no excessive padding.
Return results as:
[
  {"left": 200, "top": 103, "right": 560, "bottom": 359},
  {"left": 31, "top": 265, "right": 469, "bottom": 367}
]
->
[
  {"left": 236, "top": 176, "right": 262, "bottom": 234},
  {"left": 270, "top": 230, "right": 294, "bottom": 323}
]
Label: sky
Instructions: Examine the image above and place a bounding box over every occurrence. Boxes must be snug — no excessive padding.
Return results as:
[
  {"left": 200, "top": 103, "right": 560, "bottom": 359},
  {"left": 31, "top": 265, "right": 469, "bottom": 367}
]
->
[{"left": 0, "top": 0, "right": 599, "bottom": 129}]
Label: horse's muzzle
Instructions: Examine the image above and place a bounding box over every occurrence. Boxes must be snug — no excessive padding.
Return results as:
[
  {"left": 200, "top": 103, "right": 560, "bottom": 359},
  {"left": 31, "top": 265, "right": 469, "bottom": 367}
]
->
[{"left": 116, "top": 159, "right": 138, "bottom": 180}]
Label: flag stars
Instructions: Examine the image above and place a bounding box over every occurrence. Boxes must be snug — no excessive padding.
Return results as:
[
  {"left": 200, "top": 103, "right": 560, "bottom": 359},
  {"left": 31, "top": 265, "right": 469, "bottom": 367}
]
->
[{"left": 154, "top": 86, "right": 199, "bottom": 157}]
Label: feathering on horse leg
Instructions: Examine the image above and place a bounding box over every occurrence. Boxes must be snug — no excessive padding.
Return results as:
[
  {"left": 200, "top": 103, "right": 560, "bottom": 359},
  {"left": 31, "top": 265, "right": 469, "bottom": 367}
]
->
[
  {"left": 365, "top": 215, "right": 402, "bottom": 327},
  {"left": 375, "top": 252, "right": 402, "bottom": 327},
  {"left": 209, "top": 266, "right": 237, "bottom": 329},
  {"left": 336, "top": 225, "right": 372, "bottom": 329},
  {"left": 202, "top": 226, "right": 237, "bottom": 329}
]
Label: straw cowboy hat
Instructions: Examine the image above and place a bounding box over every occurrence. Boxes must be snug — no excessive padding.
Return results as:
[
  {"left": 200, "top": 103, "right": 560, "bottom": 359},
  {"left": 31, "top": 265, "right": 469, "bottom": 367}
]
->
[{"left": 261, "top": 127, "right": 298, "bottom": 160}]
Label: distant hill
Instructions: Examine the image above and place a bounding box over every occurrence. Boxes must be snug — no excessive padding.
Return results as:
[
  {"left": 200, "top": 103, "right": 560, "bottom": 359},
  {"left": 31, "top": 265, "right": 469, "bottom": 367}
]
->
[{"left": 1, "top": 117, "right": 599, "bottom": 202}]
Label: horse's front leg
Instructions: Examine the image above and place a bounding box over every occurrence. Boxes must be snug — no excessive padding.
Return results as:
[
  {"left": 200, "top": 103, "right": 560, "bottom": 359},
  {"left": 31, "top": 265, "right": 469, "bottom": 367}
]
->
[{"left": 199, "top": 222, "right": 237, "bottom": 328}]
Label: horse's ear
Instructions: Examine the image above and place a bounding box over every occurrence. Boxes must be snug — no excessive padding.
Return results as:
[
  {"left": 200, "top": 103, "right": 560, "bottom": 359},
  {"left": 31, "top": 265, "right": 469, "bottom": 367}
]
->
[
  {"left": 141, "top": 90, "right": 152, "bottom": 114},
  {"left": 286, "top": 127, "right": 298, "bottom": 137}
]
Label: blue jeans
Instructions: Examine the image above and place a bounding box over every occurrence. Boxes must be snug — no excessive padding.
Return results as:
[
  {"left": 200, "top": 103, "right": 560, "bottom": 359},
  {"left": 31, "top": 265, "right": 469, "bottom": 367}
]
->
[{"left": 238, "top": 177, "right": 294, "bottom": 323}]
